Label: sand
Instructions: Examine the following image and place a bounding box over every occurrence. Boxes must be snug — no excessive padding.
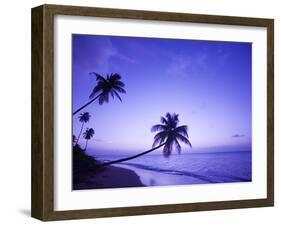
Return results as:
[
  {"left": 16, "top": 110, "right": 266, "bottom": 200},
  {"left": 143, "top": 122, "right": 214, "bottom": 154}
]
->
[{"left": 73, "top": 165, "right": 145, "bottom": 190}]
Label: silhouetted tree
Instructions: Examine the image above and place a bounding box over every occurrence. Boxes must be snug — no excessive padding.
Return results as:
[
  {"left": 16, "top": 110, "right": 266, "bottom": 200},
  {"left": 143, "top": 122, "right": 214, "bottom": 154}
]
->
[
  {"left": 102, "top": 113, "right": 191, "bottom": 166},
  {"left": 151, "top": 112, "right": 192, "bottom": 157},
  {"left": 73, "top": 73, "right": 126, "bottom": 115},
  {"left": 83, "top": 128, "right": 95, "bottom": 151},
  {"left": 76, "top": 112, "right": 90, "bottom": 145}
]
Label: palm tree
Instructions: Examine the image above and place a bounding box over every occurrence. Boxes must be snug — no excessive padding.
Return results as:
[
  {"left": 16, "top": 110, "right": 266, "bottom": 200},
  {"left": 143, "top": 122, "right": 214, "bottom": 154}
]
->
[
  {"left": 76, "top": 112, "right": 90, "bottom": 145},
  {"left": 73, "top": 73, "right": 126, "bottom": 115},
  {"left": 152, "top": 112, "right": 192, "bottom": 157},
  {"left": 102, "top": 113, "right": 191, "bottom": 166},
  {"left": 83, "top": 128, "right": 95, "bottom": 151}
]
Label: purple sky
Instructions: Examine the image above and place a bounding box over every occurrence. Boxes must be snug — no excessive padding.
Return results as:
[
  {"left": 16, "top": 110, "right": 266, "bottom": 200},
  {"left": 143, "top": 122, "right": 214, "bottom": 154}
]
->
[{"left": 72, "top": 34, "right": 252, "bottom": 155}]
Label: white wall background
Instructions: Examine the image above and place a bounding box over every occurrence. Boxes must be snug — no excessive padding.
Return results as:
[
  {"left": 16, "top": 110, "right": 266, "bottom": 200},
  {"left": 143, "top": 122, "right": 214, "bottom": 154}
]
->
[{"left": 0, "top": 0, "right": 279, "bottom": 225}]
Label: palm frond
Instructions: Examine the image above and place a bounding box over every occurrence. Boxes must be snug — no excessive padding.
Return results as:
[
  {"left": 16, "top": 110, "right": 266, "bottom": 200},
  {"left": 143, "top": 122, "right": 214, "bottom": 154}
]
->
[
  {"left": 176, "top": 134, "right": 192, "bottom": 148},
  {"left": 109, "top": 90, "right": 115, "bottom": 99},
  {"left": 174, "top": 125, "right": 189, "bottom": 137},
  {"left": 152, "top": 131, "right": 168, "bottom": 147},
  {"left": 96, "top": 73, "right": 107, "bottom": 82},
  {"left": 98, "top": 93, "right": 109, "bottom": 105},
  {"left": 110, "top": 73, "right": 121, "bottom": 81},
  {"left": 113, "top": 86, "right": 126, "bottom": 94},
  {"left": 151, "top": 124, "right": 168, "bottom": 132},
  {"left": 89, "top": 85, "right": 103, "bottom": 99},
  {"left": 112, "top": 90, "right": 122, "bottom": 102},
  {"left": 160, "top": 116, "right": 169, "bottom": 125},
  {"left": 174, "top": 138, "right": 181, "bottom": 154},
  {"left": 113, "top": 81, "right": 125, "bottom": 87}
]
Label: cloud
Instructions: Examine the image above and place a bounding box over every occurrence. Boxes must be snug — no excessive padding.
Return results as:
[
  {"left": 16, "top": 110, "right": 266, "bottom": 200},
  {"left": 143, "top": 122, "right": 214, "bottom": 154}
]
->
[
  {"left": 115, "top": 52, "right": 137, "bottom": 64},
  {"left": 93, "top": 138, "right": 112, "bottom": 144},
  {"left": 73, "top": 35, "right": 117, "bottom": 74},
  {"left": 165, "top": 44, "right": 234, "bottom": 79},
  {"left": 166, "top": 50, "right": 209, "bottom": 78},
  {"left": 232, "top": 134, "right": 244, "bottom": 138},
  {"left": 166, "top": 55, "right": 192, "bottom": 77},
  {"left": 73, "top": 35, "right": 137, "bottom": 76}
]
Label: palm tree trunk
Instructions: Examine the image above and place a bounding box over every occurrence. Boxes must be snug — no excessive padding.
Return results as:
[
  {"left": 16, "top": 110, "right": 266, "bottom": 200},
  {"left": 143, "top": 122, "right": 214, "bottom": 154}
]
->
[
  {"left": 73, "top": 94, "right": 101, "bottom": 115},
  {"left": 75, "top": 122, "right": 84, "bottom": 145},
  {"left": 84, "top": 140, "right": 88, "bottom": 151},
  {"left": 101, "top": 143, "right": 166, "bottom": 166}
]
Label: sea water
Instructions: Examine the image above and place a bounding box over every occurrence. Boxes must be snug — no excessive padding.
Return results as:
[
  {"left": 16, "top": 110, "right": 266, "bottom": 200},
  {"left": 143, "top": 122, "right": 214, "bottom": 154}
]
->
[{"left": 94, "top": 151, "right": 252, "bottom": 186}]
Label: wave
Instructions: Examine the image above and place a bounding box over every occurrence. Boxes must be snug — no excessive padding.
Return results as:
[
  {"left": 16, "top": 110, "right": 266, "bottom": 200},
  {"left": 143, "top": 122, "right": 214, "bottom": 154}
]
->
[{"left": 117, "top": 162, "right": 251, "bottom": 183}]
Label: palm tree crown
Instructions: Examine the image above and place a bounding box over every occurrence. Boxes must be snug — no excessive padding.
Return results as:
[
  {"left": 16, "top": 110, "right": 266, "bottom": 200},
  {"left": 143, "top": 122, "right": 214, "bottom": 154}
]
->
[
  {"left": 73, "top": 72, "right": 126, "bottom": 115},
  {"left": 89, "top": 72, "right": 126, "bottom": 105},
  {"left": 151, "top": 113, "right": 192, "bottom": 157},
  {"left": 78, "top": 112, "right": 90, "bottom": 123},
  {"left": 75, "top": 112, "right": 91, "bottom": 146},
  {"left": 83, "top": 128, "right": 95, "bottom": 140},
  {"left": 83, "top": 128, "right": 95, "bottom": 151}
]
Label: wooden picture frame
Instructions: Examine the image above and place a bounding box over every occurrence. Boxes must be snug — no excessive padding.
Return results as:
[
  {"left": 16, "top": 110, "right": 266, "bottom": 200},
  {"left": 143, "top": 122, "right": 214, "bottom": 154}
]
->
[{"left": 31, "top": 4, "right": 274, "bottom": 221}]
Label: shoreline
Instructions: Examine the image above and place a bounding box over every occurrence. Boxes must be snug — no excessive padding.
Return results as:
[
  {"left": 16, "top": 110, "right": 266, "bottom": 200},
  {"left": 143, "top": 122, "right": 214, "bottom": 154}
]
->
[
  {"left": 73, "top": 149, "right": 251, "bottom": 189},
  {"left": 73, "top": 165, "right": 145, "bottom": 190}
]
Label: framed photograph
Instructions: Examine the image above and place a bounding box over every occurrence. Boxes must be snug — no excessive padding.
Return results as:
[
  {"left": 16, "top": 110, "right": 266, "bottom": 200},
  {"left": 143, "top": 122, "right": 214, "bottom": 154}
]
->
[{"left": 31, "top": 4, "right": 274, "bottom": 221}]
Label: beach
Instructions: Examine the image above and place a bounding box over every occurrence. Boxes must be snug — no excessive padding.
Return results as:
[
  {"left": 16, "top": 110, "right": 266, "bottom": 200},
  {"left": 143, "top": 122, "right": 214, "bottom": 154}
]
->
[
  {"left": 73, "top": 151, "right": 251, "bottom": 190},
  {"left": 73, "top": 165, "right": 145, "bottom": 190},
  {"left": 93, "top": 151, "right": 252, "bottom": 188}
]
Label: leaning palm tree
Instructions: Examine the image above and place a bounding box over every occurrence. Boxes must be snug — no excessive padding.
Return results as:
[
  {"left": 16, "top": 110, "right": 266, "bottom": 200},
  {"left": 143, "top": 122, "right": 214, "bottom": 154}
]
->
[
  {"left": 83, "top": 128, "right": 95, "bottom": 151},
  {"left": 76, "top": 112, "right": 90, "bottom": 145},
  {"left": 73, "top": 73, "right": 126, "bottom": 115},
  {"left": 102, "top": 113, "right": 191, "bottom": 166}
]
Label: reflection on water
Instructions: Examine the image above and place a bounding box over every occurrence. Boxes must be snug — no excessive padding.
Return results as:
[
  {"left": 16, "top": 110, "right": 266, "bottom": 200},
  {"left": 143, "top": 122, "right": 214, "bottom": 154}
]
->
[{"left": 97, "top": 151, "right": 252, "bottom": 186}]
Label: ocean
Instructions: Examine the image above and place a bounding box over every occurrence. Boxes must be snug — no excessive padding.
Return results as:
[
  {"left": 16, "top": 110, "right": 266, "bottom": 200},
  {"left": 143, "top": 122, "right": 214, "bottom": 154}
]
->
[{"left": 94, "top": 151, "right": 252, "bottom": 187}]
